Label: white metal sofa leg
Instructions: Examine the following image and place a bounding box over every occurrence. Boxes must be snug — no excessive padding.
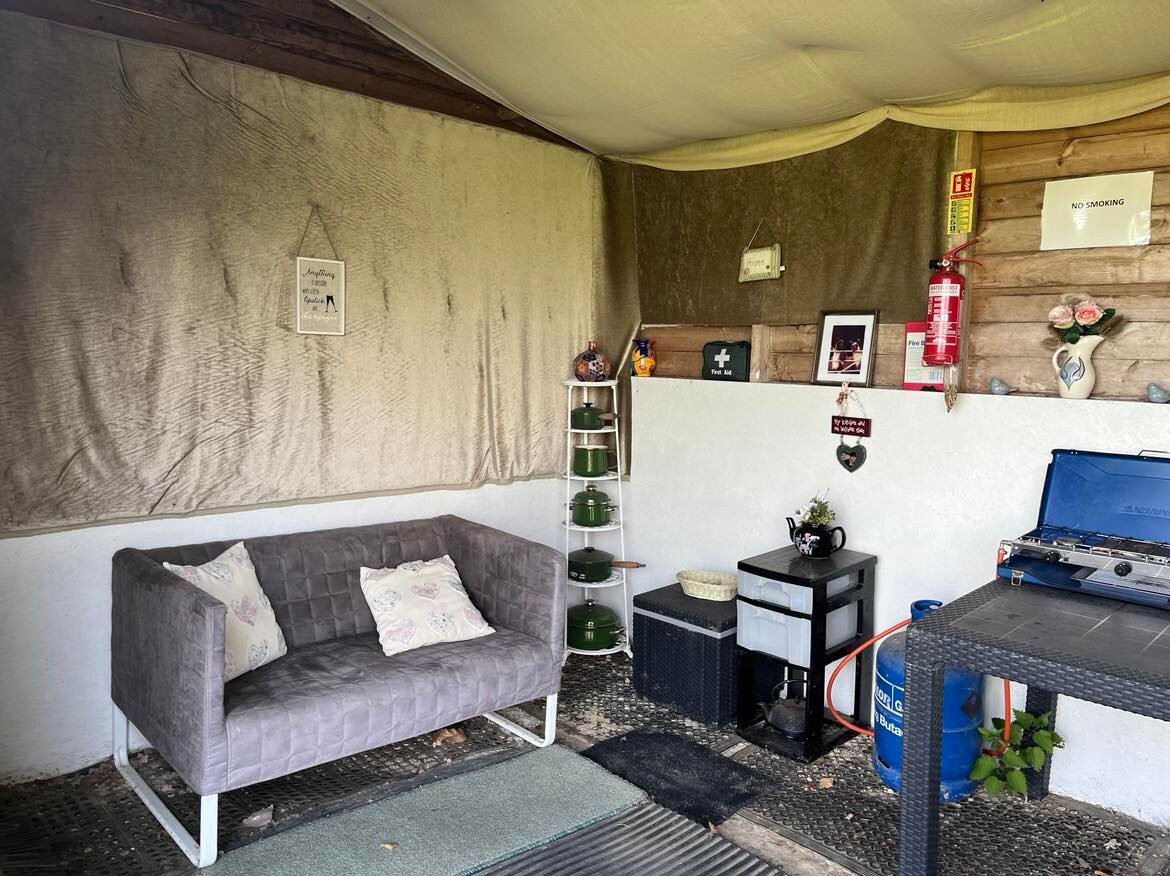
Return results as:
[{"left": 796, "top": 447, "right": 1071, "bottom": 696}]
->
[
  {"left": 484, "top": 693, "right": 558, "bottom": 748},
  {"left": 112, "top": 705, "right": 218, "bottom": 868}
]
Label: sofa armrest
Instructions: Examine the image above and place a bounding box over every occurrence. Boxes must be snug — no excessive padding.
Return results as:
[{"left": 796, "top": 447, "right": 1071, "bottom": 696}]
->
[
  {"left": 111, "top": 548, "right": 229, "bottom": 795},
  {"left": 440, "top": 516, "right": 566, "bottom": 666}
]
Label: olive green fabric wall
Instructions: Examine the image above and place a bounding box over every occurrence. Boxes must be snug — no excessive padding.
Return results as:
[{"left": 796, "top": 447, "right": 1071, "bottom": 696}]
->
[{"left": 632, "top": 122, "right": 955, "bottom": 326}]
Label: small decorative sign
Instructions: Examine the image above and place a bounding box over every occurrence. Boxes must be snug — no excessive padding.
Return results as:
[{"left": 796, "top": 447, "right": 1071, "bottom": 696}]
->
[
  {"left": 296, "top": 257, "right": 345, "bottom": 335},
  {"left": 831, "top": 415, "right": 872, "bottom": 437},
  {"left": 946, "top": 168, "right": 977, "bottom": 235},
  {"left": 1040, "top": 171, "right": 1153, "bottom": 251},
  {"left": 902, "top": 321, "right": 944, "bottom": 391}
]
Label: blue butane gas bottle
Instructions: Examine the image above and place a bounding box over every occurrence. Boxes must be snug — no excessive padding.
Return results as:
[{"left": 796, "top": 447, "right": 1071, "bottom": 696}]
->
[{"left": 872, "top": 599, "right": 983, "bottom": 802}]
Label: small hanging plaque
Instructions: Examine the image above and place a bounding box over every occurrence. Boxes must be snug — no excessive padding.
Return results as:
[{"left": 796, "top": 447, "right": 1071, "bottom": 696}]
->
[
  {"left": 831, "top": 416, "right": 871, "bottom": 437},
  {"left": 296, "top": 256, "right": 345, "bottom": 336}
]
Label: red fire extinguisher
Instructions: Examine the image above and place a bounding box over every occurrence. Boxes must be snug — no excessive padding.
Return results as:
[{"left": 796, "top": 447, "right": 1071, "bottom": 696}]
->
[{"left": 923, "top": 240, "right": 980, "bottom": 367}]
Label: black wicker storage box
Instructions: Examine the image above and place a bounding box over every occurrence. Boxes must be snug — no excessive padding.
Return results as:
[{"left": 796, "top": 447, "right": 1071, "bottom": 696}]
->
[{"left": 632, "top": 584, "right": 738, "bottom": 725}]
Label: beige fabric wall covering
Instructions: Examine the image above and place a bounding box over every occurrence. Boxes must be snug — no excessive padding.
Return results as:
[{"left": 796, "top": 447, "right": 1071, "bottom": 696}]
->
[
  {"left": 633, "top": 122, "right": 954, "bottom": 326},
  {"left": 0, "top": 13, "right": 626, "bottom": 535},
  {"left": 341, "top": 0, "right": 1170, "bottom": 168}
]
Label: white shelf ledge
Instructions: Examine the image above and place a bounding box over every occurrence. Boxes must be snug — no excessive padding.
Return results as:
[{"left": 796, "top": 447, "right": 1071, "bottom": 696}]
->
[
  {"left": 568, "top": 571, "right": 625, "bottom": 588},
  {"left": 559, "top": 471, "right": 620, "bottom": 481},
  {"left": 563, "top": 520, "right": 622, "bottom": 532},
  {"left": 565, "top": 426, "right": 617, "bottom": 434},
  {"left": 565, "top": 644, "right": 627, "bottom": 657},
  {"left": 562, "top": 379, "right": 618, "bottom": 387}
]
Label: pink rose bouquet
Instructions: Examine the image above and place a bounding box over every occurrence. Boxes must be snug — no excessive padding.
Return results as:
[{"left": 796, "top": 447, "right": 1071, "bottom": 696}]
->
[
  {"left": 1047, "top": 304, "right": 1075, "bottom": 329},
  {"left": 1048, "top": 297, "right": 1115, "bottom": 343}
]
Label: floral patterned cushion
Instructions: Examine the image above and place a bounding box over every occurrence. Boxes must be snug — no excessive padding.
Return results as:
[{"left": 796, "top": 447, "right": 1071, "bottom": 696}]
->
[
  {"left": 360, "top": 555, "right": 494, "bottom": 657},
  {"left": 164, "top": 542, "right": 288, "bottom": 681}
]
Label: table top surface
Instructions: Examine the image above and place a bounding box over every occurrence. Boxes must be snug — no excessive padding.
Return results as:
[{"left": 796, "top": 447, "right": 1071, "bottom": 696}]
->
[
  {"left": 917, "top": 579, "right": 1170, "bottom": 684},
  {"left": 738, "top": 545, "right": 876, "bottom": 585},
  {"left": 633, "top": 583, "right": 738, "bottom": 631}
]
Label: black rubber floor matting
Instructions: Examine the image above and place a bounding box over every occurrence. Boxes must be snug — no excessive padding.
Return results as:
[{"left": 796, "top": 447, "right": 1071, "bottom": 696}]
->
[
  {"left": 583, "top": 729, "right": 772, "bottom": 826},
  {"left": 558, "top": 655, "right": 1170, "bottom": 876},
  {"left": 479, "top": 801, "right": 783, "bottom": 876},
  {"left": 2, "top": 653, "right": 1167, "bottom": 876},
  {"left": 0, "top": 716, "right": 522, "bottom": 875}
]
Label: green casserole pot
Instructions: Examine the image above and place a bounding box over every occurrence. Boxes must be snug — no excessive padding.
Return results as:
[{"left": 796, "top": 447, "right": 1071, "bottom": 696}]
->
[
  {"left": 570, "top": 402, "right": 616, "bottom": 430},
  {"left": 567, "top": 546, "right": 645, "bottom": 582},
  {"left": 569, "top": 485, "right": 617, "bottom": 527},
  {"left": 566, "top": 599, "right": 622, "bottom": 650}
]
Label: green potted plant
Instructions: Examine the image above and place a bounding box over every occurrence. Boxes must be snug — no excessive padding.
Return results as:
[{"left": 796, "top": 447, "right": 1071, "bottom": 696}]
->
[{"left": 968, "top": 709, "right": 1064, "bottom": 796}]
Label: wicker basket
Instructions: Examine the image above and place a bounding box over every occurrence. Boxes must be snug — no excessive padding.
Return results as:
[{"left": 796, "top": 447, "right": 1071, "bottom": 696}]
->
[{"left": 678, "top": 571, "right": 738, "bottom": 601}]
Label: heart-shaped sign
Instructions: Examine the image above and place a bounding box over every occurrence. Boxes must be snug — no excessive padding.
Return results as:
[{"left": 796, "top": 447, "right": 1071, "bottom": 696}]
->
[{"left": 836, "top": 442, "right": 867, "bottom": 472}]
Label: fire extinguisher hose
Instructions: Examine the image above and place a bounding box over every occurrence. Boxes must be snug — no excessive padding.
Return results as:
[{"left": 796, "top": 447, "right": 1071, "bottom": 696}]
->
[{"left": 826, "top": 618, "right": 1011, "bottom": 754}]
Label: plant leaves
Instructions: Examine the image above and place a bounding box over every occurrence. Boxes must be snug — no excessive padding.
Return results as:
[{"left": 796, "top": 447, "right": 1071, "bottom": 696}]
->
[
  {"left": 1026, "top": 746, "right": 1046, "bottom": 770},
  {"left": 1036, "top": 711, "right": 1051, "bottom": 728},
  {"left": 1013, "top": 711, "right": 1035, "bottom": 729},
  {"left": 1033, "top": 729, "right": 1054, "bottom": 753},
  {"left": 1051, "top": 731, "right": 1065, "bottom": 748},
  {"left": 969, "top": 755, "right": 999, "bottom": 781},
  {"left": 1009, "top": 724, "right": 1023, "bottom": 746},
  {"left": 985, "top": 775, "right": 1005, "bottom": 796},
  {"left": 991, "top": 717, "right": 1005, "bottom": 731},
  {"left": 978, "top": 725, "right": 1002, "bottom": 740},
  {"left": 1063, "top": 327, "right": 1082, "bottom": 343},
  {"left": 1002, "top": 748, "right": 1028, "bottom": 769},
  {"left": 1005, "top": 768, "right": 1028, "bottom": 795}
]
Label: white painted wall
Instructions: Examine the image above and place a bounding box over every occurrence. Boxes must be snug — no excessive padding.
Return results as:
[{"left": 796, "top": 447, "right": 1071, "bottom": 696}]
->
[
  {"left": 622, "top": 378, "right": 1170, "bottom": 825},
  {"left": 0, "top": 479, "right": 563, "bottom": 783}
]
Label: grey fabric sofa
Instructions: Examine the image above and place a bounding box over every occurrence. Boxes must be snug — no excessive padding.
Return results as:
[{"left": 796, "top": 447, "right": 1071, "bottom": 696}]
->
[{"left": 110, "top": 515, "right": 565, "bottom": 867}]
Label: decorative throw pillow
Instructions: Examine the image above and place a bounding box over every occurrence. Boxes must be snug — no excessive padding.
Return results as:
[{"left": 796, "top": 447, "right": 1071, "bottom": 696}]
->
[
  {"left": 360, "top": 554, "right": 494, "bottom": 657},
  {"left": 164, "top": 542, "right": 287, "bottom": 681}
]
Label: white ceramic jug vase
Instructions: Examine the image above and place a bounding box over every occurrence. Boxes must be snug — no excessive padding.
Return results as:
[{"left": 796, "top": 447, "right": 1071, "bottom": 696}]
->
[{"left": 1052, "top": 335, "right": 1104, "bottom": 400}]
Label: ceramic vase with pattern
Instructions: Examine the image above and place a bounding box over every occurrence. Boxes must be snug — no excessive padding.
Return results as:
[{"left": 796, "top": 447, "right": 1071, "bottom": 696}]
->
[{"left": 1052, "top": 335, "right": 1104, "bottom": 400}]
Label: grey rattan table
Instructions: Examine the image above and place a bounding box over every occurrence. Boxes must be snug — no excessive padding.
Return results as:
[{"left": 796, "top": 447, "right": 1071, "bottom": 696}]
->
[{"left": 898, "top": 578, "right": 1170, "bottom": 876}]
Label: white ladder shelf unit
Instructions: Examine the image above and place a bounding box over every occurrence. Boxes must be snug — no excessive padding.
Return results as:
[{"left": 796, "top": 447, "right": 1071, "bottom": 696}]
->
[{"left": 562, "top": 379, "right": 631, "bottom": 660}]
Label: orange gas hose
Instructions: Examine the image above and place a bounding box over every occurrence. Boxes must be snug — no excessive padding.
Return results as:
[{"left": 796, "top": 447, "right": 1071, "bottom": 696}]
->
[{"left": 825, "top": 617, "right": 1011, "bottom": 753}]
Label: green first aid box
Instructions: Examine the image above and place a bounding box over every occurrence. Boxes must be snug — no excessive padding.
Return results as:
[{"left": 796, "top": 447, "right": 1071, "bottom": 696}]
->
[{"left": 702, "top": 340, "right": 750, "bottom": 381}]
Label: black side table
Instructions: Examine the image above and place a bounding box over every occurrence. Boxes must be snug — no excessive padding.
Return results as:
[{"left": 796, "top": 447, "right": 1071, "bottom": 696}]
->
[
  {"left": 899, "top": 580, "right": 1170, "bottom": 876},
  {"left": 735, "top": 546, "right": 877, "bottom": 762}
]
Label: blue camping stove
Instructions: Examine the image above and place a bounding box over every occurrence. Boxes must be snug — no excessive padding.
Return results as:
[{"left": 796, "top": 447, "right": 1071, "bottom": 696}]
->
[{"left": 997, "top": 449, "right": 1170, "bottom": 609}]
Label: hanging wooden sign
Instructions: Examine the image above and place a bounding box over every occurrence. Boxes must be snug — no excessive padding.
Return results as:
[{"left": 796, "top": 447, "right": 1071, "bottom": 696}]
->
[
  {"left": 831, "top": 415, "right": 871, "bottom": 437},
  {"left": 296, "top": 256, "right": 345, "bottom": 336}
]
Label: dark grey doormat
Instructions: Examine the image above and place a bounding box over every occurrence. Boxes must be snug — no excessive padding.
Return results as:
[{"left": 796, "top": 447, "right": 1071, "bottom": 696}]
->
[
  {"left": 583, "top": 729, "right": 773, "bottom": 826},
  {"left": 477, "top": 801, "right": 784, "bottom": 876},
  {"left": 0, "top": 716, "right": 523, "bottom": 875}
]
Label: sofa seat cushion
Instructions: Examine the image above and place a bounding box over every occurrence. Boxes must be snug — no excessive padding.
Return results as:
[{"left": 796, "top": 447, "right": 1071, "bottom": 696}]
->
[{"left": 220, "top": 629, "right": 558, "bottom": 790}]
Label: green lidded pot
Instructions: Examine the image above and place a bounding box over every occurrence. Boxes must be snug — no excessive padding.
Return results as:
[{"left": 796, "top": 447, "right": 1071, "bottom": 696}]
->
[
  {"left": 566, "top": 599, "right": 622, "bottom": 650},
  {"left": 573, "top": 444, "right": 616, "bottom": 478},
  {"left": 569, "top": 484, "right": 616, "bottom": 527}
]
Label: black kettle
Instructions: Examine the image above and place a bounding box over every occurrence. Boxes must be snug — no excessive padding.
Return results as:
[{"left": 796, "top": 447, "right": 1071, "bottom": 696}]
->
[
  {"left": 786, "top": 518, "right": 846, "bottom": 558},
  {"left": 759, "top": 679, "right": 807, "bottom": 739}
]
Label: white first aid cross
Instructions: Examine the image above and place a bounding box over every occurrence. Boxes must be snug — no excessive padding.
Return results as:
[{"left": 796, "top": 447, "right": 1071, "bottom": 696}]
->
[{"left": 714, "top": 348, "right": 731, "bottom": 369}]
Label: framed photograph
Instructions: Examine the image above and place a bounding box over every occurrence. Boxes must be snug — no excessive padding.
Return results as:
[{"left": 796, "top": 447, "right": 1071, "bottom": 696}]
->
[
  {"left": 295, "top": 257, "right": 345, "bottom": 335},
  {"left": 812, "top": 310, "right": 878, "bottom": 386}
]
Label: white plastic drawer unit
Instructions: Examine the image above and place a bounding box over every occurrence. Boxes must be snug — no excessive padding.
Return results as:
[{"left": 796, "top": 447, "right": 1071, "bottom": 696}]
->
[
  {"left": 736, "top": 599, "right": 857, "bottom": 668},
  {"left": 737, "top": 570, "right": 854, "bottom": 614}
]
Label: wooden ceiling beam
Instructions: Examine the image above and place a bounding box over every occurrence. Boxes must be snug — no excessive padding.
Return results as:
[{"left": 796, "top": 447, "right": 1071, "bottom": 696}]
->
[{"left": 0, "top": 0, "right": 581, "bottom": 150}]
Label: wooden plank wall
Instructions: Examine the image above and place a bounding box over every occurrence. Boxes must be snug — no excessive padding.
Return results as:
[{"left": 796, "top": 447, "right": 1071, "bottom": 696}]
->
[
  {"left": 644, "top": 323, "right": 908, "bottom": 387},
  {"left": 969, "top": 106, "right": 1170, "bottom": 397}
]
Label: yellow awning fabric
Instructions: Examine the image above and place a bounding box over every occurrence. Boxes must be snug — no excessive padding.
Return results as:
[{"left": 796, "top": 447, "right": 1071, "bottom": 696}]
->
[
  {"left": 615, "top": 72, "right": 1170, "bottom": 171},
  {"left": 337, "top": 0, "right": 1170, "bottom": 171}
]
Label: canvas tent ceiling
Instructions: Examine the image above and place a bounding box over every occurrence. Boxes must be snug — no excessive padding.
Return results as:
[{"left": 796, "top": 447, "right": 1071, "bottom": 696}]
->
[{"left": 335, "top": 0, "right": 1170, "bottom": 168}]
